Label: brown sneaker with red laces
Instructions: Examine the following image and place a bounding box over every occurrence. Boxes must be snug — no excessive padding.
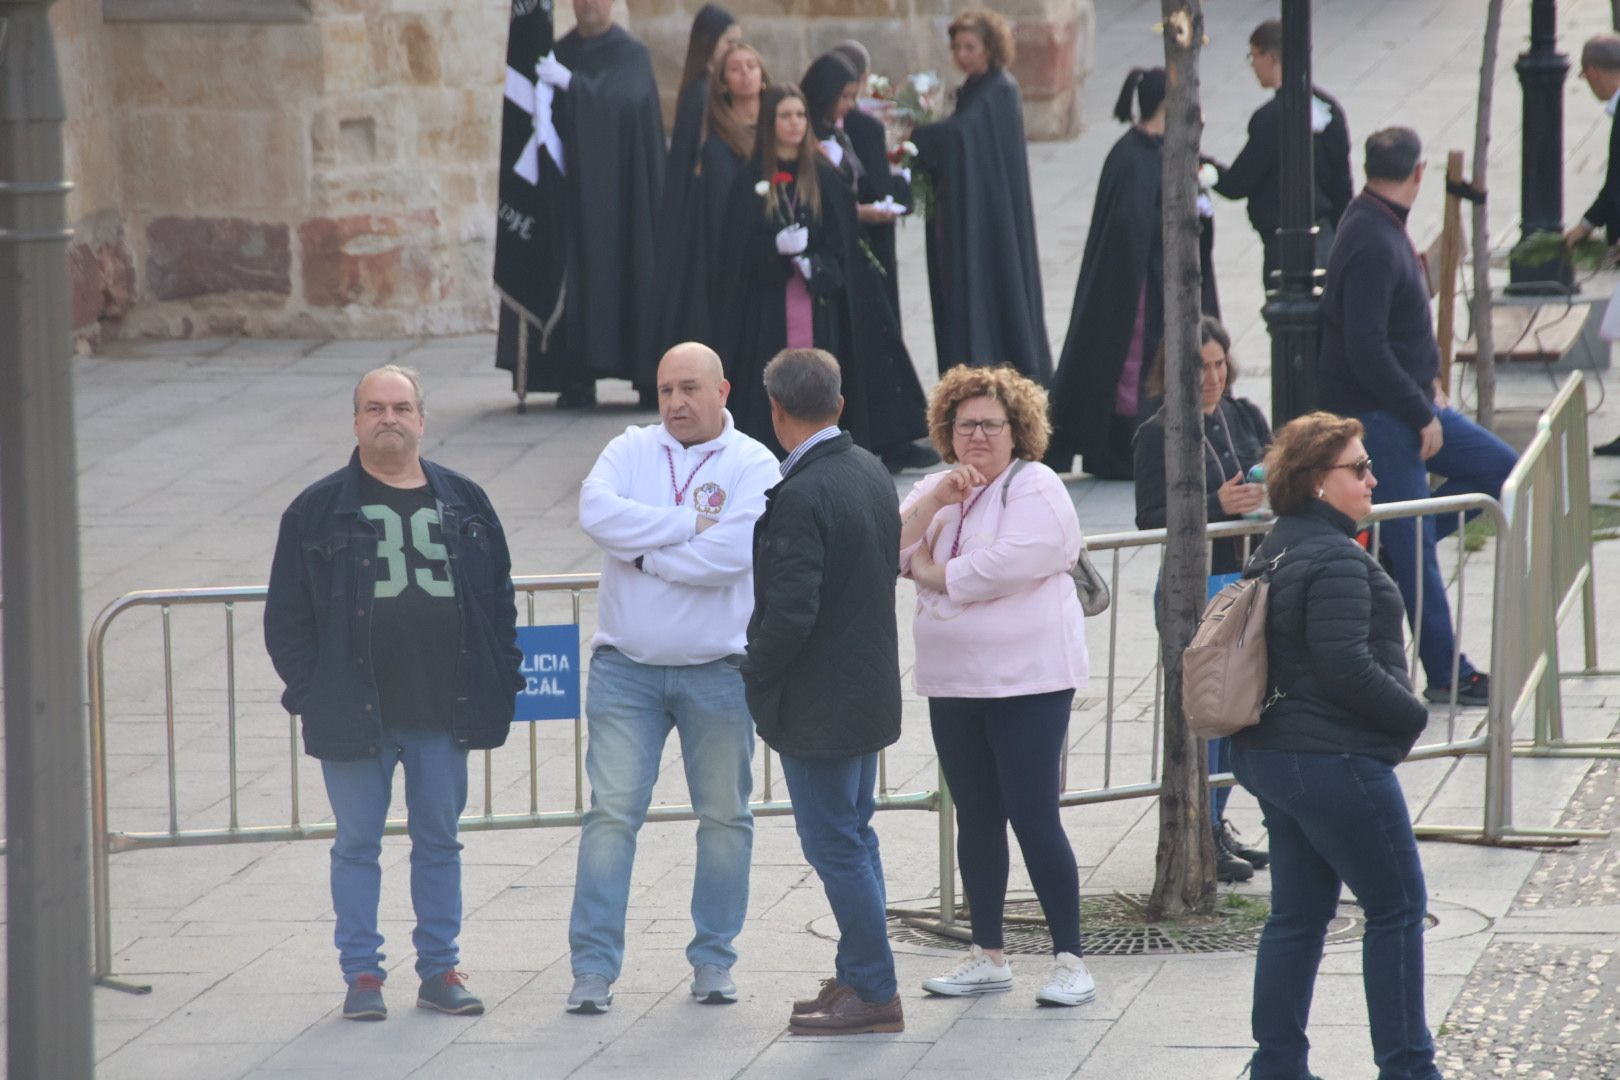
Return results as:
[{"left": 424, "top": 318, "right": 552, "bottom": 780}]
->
[{"left": 789, "top": 991, "right": 903, "bottom": 1035}]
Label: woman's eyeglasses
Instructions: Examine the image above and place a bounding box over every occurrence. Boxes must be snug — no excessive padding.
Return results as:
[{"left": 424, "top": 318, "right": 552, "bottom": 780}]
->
[
  {"left": 953, "top": 418, "right": 1009, "bottom": 437},
  {"left": 1328, "top": 456, "right": 1373, "bottom": 480}
]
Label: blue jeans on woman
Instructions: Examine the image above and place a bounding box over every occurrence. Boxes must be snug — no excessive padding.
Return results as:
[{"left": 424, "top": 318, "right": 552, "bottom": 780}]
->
[
  {"left": 322, "top": 726, "right": 469, "bottom": 984},
  {"left": 1231, "top": 745, "right": 1440, "bottom": 1080}
]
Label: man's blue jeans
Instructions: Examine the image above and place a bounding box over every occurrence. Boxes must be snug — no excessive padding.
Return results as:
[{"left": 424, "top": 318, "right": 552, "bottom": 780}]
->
[
  {"left": 322, "top": 727, "right": 469, "bottom": 984},
  {"left": 569, "top": 647, "right": 755, "bottom": 981},
  {"left": 779, "top": 752, "right": 897, "bottom": 1003},
  {"left": 1232, "top": 745, "right": 1440, "bottom": 1080},
  {"left": 1355, "top": 407, "right": 1516, "bottom": 688}
]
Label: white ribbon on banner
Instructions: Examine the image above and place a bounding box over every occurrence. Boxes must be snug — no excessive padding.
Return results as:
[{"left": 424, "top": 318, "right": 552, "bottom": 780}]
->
[{"left": 504, "top": 63, "right": 565, "bottom": 180}]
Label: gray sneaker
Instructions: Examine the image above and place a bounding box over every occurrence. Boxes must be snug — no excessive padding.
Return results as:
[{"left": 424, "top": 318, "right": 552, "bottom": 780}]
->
[
  {"left": 342, "top": 973, "right": 387, "bottom": 1021},
  {"left": 690, "top": 964, "right": 737, "bottom": 1004},
  {"left": 567, "top": 972, "right": 614, "bottom": 1014},
  {"left": 417, "top": 969, "right": 484, "bottom": 1015}
]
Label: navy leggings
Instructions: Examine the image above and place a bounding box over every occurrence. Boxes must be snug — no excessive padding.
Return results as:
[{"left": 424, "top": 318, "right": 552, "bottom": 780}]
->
[{"left": 929, "top": 690, "right": 1082, "bottom": 956}]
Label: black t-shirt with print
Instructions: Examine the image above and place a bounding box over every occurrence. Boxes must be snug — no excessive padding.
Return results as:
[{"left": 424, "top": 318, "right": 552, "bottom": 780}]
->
[{"left": 358, "top": 470, "right": 460, "bottom": 731}]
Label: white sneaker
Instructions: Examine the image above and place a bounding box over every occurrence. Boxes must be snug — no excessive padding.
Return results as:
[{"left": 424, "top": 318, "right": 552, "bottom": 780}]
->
[
  {"left": 921, "top": 945, "right": 1013, "bottom": 996},
  {"left": 1035, "top": 952, "right": 1096, "bottom": 1007}
]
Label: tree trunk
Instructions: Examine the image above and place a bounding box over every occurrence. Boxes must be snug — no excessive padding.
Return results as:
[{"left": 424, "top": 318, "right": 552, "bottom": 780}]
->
[
  {"left": 1472, "top": 0, "right": 1504, "bottom": 427},
  {"left": 1148, "top": 0, "right": 1216, "bottom": 922}
]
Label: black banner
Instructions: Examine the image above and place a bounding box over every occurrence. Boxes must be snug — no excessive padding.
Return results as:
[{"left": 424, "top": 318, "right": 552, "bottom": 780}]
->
[{"left": 494, "top": 0, "right": 566, "bottom": 327}]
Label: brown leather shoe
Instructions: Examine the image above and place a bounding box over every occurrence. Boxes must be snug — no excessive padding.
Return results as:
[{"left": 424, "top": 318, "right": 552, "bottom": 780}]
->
[
  {"left": 792, "top": 977, "right": 847, "bottom": 1015},
  {"left": 788, "top": 991, "right": 904, "bottom": 1035}
]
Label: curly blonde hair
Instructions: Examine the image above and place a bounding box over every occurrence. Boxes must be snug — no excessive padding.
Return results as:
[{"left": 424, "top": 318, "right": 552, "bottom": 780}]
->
[
  {"left": 948, "top": 9, "right": 1017, "bottom": 70},
  {"left": 927, "top": 364, "right": 1051, "bottom": 463}
]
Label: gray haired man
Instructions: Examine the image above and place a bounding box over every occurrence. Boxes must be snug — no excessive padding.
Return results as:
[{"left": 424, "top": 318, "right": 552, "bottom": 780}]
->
[
  {"left": 1570, "top": 33, "right": 1620, "bottom": 455},
  {"left": 740, "top": 349, "right": 905, "bottom": 1034}
]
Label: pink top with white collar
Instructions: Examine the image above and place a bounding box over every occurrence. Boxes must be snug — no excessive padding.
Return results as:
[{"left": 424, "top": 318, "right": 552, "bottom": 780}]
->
[{"left": 899, "top": 460, "right": 1090, "bottom": 698}]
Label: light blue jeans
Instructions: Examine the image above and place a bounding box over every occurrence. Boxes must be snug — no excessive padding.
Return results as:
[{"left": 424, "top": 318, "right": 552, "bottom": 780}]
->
[
  {"left": 321, "top": 727, "right": 469, "bottom": 984},
  {"left": 569, "top": 647, "right": 755, "bottom": 981}
]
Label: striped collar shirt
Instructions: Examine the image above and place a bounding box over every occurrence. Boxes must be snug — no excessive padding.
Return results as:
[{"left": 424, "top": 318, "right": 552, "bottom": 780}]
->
[{"left": 779, "top": 425, "right": 842, "bottom": 477}]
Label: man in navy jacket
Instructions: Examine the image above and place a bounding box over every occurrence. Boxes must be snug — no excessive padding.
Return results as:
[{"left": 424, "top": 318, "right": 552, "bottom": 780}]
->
[
  {"left": 1318, "top": 128, "right": 1517, "bottom": 709},
  {"left": 265, "top": 365, "right": 522, "bottom": 1021}
]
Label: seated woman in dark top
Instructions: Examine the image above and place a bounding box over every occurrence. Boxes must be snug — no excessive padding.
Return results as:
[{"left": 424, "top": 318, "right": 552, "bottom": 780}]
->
[{"left": 1133, "top": 315, "right": 1271, "bottom": 882}]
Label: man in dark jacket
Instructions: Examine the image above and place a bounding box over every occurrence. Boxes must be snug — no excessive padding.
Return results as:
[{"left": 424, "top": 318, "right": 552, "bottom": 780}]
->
[
  {"left": 1209, "top": 19, "right": 1353, "bottom": 287},
  {"left": 1567, "top": 34, "right": 1620, "bottom": 455},
  {"left": 264, "top": 366, "right": 523, "bottom": 1022},
  {"left": 743, "top": 348, "right": 904, "bottom": 1035},
  {"left": 1317, "top": 128, "right": 1517, "bottom": 708}
]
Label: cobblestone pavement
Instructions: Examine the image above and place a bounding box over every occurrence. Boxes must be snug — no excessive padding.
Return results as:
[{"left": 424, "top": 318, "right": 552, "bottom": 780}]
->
[{"left": 1437, "top": 734, "right": 1620, "bottom": 1080}]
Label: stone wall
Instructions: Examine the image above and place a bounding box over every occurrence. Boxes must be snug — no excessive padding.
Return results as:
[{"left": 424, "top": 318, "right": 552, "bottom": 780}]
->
[{"left": 53, "top": 0, "right": 1090, "bottom": 342}]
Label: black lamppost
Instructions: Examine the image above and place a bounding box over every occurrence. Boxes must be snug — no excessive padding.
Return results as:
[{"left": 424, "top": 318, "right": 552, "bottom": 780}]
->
[
  {"left": 1264, "top": 0, "right": 1321, "bottom": 426},
  {"left": 1510, "top": 0, "right": 1573, "bottom": 293}
]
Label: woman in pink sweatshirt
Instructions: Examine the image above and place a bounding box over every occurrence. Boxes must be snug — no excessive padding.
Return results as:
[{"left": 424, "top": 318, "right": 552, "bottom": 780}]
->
[{"left": 898, "top": 364, "right": 1093, "bottom": 1009}]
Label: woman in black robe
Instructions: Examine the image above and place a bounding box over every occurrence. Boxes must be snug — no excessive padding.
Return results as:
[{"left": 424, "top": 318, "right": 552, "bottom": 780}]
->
[
  {"left": 713, "top": 84, "right": 866, "bottom": 456},
  {"left": 648, "top": 5, "right": 738, "bottom": 367},
  {"left": 802, "top": 52, "right": 936, "bottom": 473},
  {"left": 911, "top": 9, "right": 1051, "bottom": 383},
  {"left": 1044, "top": 68, "right": 1220, "bottom": 480},
  {"left": 697, "top": 44, "right": 768, "bottom": 281},
  {"left": 831, "top": 40, "right": 912, "bottom": 321}
]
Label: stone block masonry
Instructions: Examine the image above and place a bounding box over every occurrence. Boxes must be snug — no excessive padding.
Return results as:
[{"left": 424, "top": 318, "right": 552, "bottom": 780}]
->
[{"left": 54, "top": 0, "right": 1092, "bottom": 344}]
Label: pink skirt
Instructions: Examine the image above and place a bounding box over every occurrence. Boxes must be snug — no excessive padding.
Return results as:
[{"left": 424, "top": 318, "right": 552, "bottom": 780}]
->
[{"left": 784, "top": 271, "right": 814, "bottom": 349}]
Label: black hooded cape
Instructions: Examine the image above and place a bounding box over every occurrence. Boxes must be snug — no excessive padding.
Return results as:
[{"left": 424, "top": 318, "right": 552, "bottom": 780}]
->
[
  {"left": 506, "top": 25, "right": 664, "bottom": 393},
  {"left": 1046, "top": 126, "right": 1219, "bottom": 479},
  {"left": 712, "top": 159, "right": 869, "bottom": 457},
  {"left": 649, "top": 78, "right": 713, "bottom": 358},
  {"left": 912, "top": 69, "right": 1051, "bottom": 381},
  {"left": 843, "top": 107, "right": 909, "bottom": 322}
]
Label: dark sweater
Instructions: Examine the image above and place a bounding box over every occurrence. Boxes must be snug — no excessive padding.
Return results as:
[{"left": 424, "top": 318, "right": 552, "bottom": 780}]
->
[
  {"left": 1212, "top": 86, "right": 1352, "bottom": 235},
  {"left": 1233, "top": 500, "right": 1429, "bottom": 765},
  {"left": 1585, "top": 108, "right": 1620, "bottom": 235},
  {"left": 1133, "top": 395, "right": 1272, "bottom": 574},
  {"left": 1317, "top": 190, "right": 1439, "bottom": 432}
]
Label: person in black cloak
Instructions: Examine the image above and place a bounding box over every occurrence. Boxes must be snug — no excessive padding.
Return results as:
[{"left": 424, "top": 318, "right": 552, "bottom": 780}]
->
[
  {"left": 911, "top": 10, "right": 1051, "bottom": 383},
  {"left": 525, "top": 0, "right": 664, "bottom": 409},
  {"left": 648, "top": 5, "right": 739, "bottom": 361},
  {"left": 713, "top": 84, "right": 867, "bottom": 457},
  {"left": 802, "top": 52, "right": 937, "bottom": 474},
  {"left": 1044, "top": 67, "right": 1219, "bottom": 480},
  {"left": 830, "top": 41, "right": 912, "bottom": 324},
  {"left": 699, "top": 44, "right": 769, "bottom": 258}
]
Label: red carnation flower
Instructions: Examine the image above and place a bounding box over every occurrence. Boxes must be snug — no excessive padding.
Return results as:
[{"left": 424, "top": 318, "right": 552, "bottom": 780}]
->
[{"left": 772, "top": 170, "right": 794, "bottom": 186}]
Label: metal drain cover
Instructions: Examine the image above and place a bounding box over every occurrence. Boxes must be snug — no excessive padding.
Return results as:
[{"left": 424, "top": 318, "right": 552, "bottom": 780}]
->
[{"left": 884, "top": 893, "right": 1436, "bottom": 956}]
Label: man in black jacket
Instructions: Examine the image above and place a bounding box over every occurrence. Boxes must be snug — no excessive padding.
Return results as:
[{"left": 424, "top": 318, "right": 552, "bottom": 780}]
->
[
  {"left": 1208, "top": 19, "right": 1353, "bottom": 287},
  {"left": 1318, "top": 128, "right": 1517, "bottom": 708},
  {"left": 742, "top": 348, "right": 904, "bottom": 1035},
  {"left": 265, "top": 366, "right": 523, "bottom": 1022},
  {"left": 1567, "top": 34, "right": 1620, "bottom": 455}
]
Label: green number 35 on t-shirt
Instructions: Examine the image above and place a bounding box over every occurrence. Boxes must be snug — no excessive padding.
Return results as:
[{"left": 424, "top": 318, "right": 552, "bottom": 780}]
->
[{"left": 360, "top": 504, "right": 456, "bottom": 599}]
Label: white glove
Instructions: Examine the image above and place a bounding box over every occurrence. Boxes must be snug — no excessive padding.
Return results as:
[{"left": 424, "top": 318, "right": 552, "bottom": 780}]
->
[
  {"left": 775, "top": 224, "right": 809, "bottom": 256},
  {"left": 890, "top": 164, "right": 913, "bottom": 184},
  {"left": 536, "top": 52, "right": 573, "bottom": 91},
  {"left": 792, "top": 255, "right": 813, "bottom": 280},
  {"left": 1197, "top": 162, "right": 1219, "bottom": 189},
  {"left": 873, "top": 194, "right": 909, "bottom": 217}
]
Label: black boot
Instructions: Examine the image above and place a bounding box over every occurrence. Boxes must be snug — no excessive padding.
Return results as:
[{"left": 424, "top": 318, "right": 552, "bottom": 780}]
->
[
  {"left": 1214, "top": 829, "right": 1254, "bottom": 883},
  {"left": 1218, "top": 819, "right": 1269, "bottom": 870}
]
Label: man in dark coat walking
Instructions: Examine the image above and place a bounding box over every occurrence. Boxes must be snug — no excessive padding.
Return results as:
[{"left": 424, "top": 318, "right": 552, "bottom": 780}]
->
[
  {"left": 1568, "top": 33, "right": 1620, "bottom": 455},
  {"left": 742, "top": 348, "right": 904, "bottom": 1036}
]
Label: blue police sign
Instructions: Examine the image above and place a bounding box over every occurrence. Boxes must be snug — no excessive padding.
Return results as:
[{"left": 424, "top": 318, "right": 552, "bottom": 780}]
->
[{"left": 514, "top": 624, "right": 580, "bottom": 721}]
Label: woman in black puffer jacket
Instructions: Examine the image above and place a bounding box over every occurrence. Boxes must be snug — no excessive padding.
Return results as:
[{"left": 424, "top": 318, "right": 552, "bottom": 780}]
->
[{"left": 1231, "top": 411, "right": 1440, "bottom": 1080}]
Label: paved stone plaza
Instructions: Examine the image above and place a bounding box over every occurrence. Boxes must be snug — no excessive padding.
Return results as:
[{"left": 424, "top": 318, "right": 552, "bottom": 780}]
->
[{"left": 16, "top": 0, "right": 1620, "bottom": 1076}]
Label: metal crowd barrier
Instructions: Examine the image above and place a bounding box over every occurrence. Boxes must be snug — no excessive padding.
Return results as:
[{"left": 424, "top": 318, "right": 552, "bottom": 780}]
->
[{"left": 84, "top": 574, "right": 934, "bottom": 990}]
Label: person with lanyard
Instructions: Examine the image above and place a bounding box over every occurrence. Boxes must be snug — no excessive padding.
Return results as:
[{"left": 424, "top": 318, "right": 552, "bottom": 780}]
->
[
  {"left": 898, "top": 365, "right": 1097, "bottom": 1009},
  {"left": 566, "top": 342, "right": 780, "bottom": 1015},
  {"left": 1132, "top": 316, "right": 1273, "bottom": 883}
]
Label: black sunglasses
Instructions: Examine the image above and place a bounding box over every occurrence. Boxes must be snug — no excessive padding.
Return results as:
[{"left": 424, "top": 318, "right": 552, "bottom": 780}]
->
[{"left": 1328, "top": 456, "right": 1373, "bottom": 480}]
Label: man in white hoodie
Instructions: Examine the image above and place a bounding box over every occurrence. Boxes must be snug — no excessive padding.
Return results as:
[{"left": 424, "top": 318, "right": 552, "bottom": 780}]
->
[{"left": 566, "top": 342, "right": 780, "bottom": 1015}]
